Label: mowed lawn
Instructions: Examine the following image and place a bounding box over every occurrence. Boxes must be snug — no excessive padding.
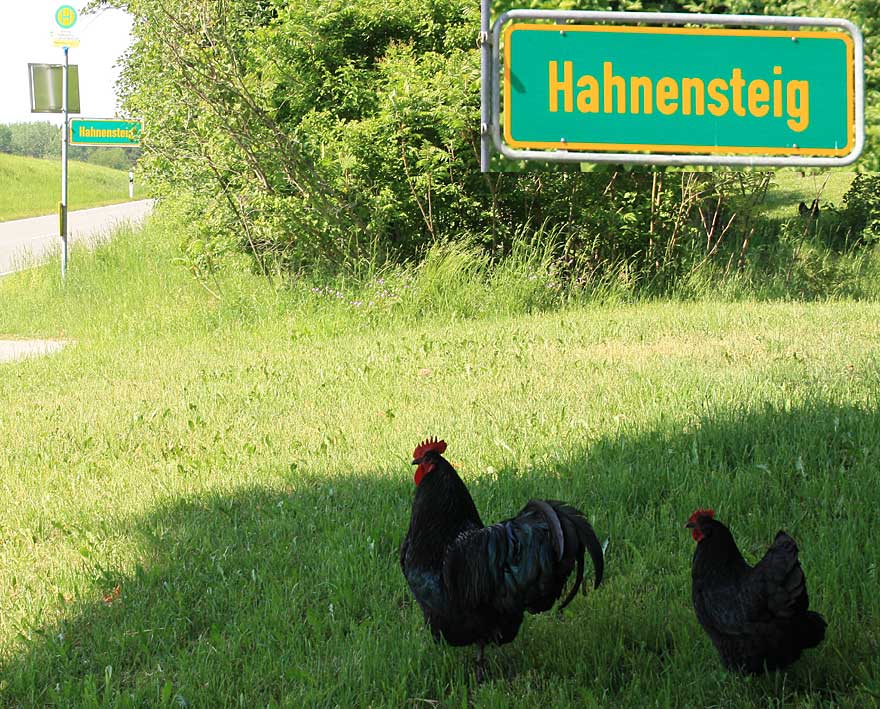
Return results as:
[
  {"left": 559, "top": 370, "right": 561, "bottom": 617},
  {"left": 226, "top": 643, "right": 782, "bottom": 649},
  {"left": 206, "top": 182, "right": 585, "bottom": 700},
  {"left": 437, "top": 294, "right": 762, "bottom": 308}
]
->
[{"left": 0, "top": 222, "right": 878, "bottom": 706}]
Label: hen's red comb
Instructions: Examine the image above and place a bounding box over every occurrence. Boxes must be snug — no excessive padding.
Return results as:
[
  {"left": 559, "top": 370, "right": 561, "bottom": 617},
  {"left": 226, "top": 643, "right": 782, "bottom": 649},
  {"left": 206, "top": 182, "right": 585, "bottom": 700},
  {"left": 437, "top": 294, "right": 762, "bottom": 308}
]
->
[
  {"left": 413, "top": 437, "right": 447, "bottom": 459},
  {"left": 688, "top": 508, "right": 715, "bottom": 524}
]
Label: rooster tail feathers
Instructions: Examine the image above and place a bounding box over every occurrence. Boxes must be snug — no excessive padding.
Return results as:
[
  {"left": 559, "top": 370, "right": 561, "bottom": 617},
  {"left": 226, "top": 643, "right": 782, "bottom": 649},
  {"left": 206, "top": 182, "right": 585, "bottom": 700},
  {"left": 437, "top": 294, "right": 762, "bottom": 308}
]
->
[
  {"left": 444, "top": 499, "right": 604, "bottom": 620},
  {"left": 527, "top": 500, "right": 565, "bottom": 560},
  {"left": 527, "top": 500, "right": 604, "bottom": 609},
  {"left": 563, "top": 507, "right": 604, "bottom": 607}
]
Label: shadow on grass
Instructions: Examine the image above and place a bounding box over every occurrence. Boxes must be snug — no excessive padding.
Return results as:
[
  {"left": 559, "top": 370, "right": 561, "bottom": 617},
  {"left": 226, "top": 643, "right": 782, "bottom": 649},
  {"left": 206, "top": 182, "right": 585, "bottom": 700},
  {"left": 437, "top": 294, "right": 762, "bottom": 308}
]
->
[
  {"left": 2, "top": 400, "right": 879, "bottom": 705},
  {"left": 0, "top": 471, "right": 432, "bottom": 706}
]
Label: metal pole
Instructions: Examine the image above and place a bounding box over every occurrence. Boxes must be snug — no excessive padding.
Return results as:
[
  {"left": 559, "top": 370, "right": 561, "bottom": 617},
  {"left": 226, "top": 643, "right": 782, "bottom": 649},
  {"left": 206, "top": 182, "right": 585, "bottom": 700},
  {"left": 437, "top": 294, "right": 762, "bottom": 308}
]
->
[
  {"left": 479, "top": 0, "right": 491, "bottom": 172},
  {"left": 60, "top": 45, "right": 69, "bottom": 279}
]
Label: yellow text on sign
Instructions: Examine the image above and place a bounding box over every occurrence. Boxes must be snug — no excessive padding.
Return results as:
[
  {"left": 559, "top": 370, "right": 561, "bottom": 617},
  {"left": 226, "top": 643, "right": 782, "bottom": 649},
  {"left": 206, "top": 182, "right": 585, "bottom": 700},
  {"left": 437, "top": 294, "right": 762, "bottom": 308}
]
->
[{"left": 547, "top": 61, "right": 810, "bottom": 132}]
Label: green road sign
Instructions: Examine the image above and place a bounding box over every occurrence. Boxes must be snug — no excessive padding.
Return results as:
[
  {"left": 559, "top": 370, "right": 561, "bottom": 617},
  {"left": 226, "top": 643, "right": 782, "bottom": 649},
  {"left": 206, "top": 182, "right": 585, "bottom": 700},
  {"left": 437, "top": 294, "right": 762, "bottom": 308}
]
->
[
  {"left": 503, "top": 23, "right": 856, "bottom": 157},
  {"left": 69, "top": 118, "right": 143, "bottom": 147}
]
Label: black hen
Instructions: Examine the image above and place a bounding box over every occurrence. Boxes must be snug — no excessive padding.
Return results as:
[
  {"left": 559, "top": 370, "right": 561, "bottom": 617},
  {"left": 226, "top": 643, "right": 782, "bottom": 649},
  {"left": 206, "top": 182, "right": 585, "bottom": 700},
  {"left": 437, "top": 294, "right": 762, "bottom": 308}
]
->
[
  {"left": 798, "top": 198, "right": 820, "bottom": 218},
  {"left": 400, "top": 437, "right": 604, "bottom": 680},
  {"left": 687, "top": 509, "right": 827, "bottom": 674}
]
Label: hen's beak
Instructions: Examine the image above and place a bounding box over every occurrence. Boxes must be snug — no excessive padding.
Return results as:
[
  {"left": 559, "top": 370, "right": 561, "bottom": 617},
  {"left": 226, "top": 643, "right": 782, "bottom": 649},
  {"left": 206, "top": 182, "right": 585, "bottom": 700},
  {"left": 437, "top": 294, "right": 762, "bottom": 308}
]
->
[{"left": 685, "top": 521, "right": 696, "bottom": 529}]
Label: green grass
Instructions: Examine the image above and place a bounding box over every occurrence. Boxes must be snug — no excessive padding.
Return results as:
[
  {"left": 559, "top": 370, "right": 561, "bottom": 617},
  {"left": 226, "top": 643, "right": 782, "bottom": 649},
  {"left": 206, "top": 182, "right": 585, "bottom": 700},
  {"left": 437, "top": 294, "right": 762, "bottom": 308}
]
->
[
  {"left": 0, "top": 153, "right": 143, "bottom": 222},
  {"left": 1, "top": 219, "right": 879, "bottom": 706}
]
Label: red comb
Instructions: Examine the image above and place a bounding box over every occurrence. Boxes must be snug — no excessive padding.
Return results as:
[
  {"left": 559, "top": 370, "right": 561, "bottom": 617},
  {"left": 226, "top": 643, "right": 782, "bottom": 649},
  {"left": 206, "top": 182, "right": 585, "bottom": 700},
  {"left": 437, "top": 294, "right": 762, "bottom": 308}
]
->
[
  {"left": 688, "top": 508, "right": 715, "bottom": 523},
  {"left": 413, "top": 437, "right": 447, "bottom": 459}
]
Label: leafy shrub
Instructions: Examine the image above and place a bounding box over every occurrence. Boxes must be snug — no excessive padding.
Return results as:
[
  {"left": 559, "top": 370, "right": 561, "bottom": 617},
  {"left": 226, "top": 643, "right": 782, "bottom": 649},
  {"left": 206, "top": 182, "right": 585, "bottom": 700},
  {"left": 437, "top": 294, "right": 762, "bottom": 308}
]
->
[
  {"left": 841, "top": 174, "right": 880, "bottom": 243},
  {"left": 101, "top": 0, "right": 879, "bottom": 283}
]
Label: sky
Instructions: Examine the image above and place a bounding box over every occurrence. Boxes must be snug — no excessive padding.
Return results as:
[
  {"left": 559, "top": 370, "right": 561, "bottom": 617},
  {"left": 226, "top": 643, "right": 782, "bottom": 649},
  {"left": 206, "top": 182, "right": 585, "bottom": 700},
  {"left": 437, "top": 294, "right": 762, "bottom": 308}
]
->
[{"left": 0, "top": 1, "right": 134, "bottom": 124}]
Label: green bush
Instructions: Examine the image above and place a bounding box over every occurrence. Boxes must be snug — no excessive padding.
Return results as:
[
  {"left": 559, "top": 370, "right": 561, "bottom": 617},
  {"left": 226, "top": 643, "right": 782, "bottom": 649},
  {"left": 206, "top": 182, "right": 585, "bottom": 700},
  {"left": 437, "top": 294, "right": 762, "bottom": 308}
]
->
[
  {"left": 102, "top": 0, "right": 879, "bottom": 279},
  {"left": 841, "top": 174, "right": 880, "bottom": 243}
]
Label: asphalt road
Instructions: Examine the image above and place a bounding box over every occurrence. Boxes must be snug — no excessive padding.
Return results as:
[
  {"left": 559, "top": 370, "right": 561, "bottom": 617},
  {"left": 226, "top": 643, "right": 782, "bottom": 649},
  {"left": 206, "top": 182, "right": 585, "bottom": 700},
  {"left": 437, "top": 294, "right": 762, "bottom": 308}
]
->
[{"left": 0, "top": 199, "right": 155, "bottom": 276}]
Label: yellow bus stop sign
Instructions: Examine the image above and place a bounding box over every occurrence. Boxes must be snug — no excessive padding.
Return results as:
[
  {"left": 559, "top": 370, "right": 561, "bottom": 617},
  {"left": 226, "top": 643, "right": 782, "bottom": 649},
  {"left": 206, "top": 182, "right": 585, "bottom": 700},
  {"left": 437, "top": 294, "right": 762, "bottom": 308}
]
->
[
  {"left": 55, "top": 5, "right": 78, "bottom": 29},
  {"left": 53, "top": 5, "right": 80, "bottom": 47}
]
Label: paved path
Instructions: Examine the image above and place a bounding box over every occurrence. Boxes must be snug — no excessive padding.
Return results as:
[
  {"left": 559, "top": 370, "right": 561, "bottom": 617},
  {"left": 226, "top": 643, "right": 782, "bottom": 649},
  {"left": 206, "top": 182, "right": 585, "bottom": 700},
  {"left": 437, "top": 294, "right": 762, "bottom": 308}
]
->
[
  {"left": 0, "top": 339, "right": 68, "bottom": 364},
  {"left": 0, "top": 199, "right": 155, "bottom": 276}
]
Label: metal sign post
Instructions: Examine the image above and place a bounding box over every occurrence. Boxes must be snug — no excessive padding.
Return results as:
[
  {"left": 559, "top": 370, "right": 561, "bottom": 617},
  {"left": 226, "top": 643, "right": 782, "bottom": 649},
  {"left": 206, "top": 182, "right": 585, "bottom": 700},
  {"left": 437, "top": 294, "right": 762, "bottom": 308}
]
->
[
  {"left": 28, "top": 7, "right": 81, "bottom": 279},
  {"left": 27, "top": 59, "right": 79, "bottom": 280},
  {"left": 61, "top": 45, "right": 69, "bottom": 279},
  {"left": 54, "top": 4, "right": 79, "bottom": 280},
  {"left": 479, "top": 0, "right": 491, "bottom": 172}
]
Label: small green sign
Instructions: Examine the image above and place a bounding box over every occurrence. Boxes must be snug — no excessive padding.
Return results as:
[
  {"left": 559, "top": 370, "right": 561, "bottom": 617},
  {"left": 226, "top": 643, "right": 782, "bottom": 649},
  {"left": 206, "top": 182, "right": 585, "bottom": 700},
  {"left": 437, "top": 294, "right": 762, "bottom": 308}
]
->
[
  {"left": 503, "top": 24, "right": 856, "bottom": 157},
  {"left": 70, "top": 118, "right": 143, "bottom": 147}
]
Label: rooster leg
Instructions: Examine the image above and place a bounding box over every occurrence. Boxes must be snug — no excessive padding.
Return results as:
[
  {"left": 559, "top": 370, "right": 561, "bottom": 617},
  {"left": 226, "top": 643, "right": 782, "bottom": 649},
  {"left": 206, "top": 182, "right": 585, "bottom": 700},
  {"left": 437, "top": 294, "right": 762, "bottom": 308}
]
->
[{"left": 475, "top": 643, "right": 486, "bottom": 683}]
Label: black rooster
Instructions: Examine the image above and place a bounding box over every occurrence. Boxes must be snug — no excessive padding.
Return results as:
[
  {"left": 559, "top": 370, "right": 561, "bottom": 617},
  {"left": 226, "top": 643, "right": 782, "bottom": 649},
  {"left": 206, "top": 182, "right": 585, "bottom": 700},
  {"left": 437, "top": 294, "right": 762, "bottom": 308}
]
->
[
  {"left": 687, "top": 509, "right": 827, "bottom": 673},
  {"left": 400, "top": 437, "right": 604, "bottom": 680}
]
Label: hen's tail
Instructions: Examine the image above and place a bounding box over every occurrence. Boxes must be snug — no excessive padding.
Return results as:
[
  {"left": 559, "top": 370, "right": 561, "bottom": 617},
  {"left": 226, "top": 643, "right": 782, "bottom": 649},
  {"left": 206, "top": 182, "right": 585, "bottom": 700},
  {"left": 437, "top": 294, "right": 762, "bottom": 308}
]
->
[{"left": 796, "top": 610, "right": 827, "bottom": 650}]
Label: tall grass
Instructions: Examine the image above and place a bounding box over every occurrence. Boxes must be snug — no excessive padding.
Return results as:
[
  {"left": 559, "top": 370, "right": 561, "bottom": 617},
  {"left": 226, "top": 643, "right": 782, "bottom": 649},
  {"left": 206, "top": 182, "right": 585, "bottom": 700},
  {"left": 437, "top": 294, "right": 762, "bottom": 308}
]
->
[{"left": 3, "top": 206, "right": 878, "bottom": 341}]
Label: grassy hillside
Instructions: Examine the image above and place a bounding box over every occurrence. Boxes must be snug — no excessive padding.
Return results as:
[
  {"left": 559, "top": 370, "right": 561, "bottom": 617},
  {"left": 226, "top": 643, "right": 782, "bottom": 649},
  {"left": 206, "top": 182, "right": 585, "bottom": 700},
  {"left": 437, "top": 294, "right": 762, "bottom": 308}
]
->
[
  {"left": 0, "top": 219, "right": 878, "bottom": 706},
  {"left": 0, "top": 152, "right": 142, "bottom": 222}
]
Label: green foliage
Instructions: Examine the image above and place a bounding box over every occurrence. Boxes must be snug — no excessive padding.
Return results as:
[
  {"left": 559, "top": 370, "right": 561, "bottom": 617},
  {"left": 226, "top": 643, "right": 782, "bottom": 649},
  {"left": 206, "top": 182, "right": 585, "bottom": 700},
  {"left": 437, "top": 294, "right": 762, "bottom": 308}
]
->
[
  {"left": 0, "top": 124, "right": 11, "bottom": 153},
  {"left": 98, "top": 0, "right": 880, "bottom": 278},
  {"left": 85, "top": 147, "right": 140, "bottom": 171},
  {"left": 841, "top": 174, "right": 880, "bottom": 242},
  {"left": 0, "top": 121, "right": 59, "bottom": 160},
  {"left": 101, "top": 0, "right": 487, "bottom": 271}
]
